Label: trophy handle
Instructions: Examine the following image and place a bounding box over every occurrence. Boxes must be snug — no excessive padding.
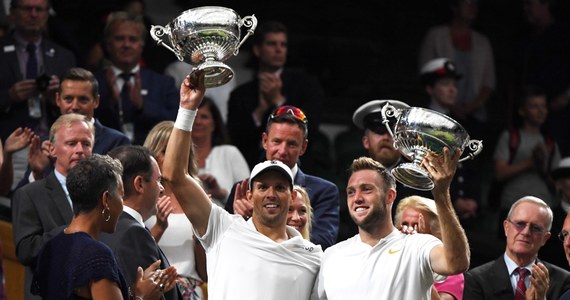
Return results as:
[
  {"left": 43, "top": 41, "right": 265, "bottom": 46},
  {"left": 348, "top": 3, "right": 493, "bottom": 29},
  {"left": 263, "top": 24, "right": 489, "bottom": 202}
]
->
[
  {"left": 234, "top": 15, "right": 258, "bottom": 56},
  {"left": 458, "top": 139, "right": 483, "bottom": 162},
  {"left": 380, "top": 103, "right": 400, "bottom": 141},
  {"left": 150, "top": 25, "right": 184, "bottom": 61}
]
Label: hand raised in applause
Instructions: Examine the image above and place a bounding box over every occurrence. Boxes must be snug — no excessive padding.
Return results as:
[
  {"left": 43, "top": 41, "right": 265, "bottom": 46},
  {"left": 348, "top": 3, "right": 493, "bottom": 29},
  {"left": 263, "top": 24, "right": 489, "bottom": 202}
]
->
[
  {"left": 28, "top": 135, "right": 52, "bottom": 180},
  {"left": 233, "top": 178, "right": 253, "bottom": 220},
  {"left": 526, "top": 262, "right": 549, "bottom": 300}
]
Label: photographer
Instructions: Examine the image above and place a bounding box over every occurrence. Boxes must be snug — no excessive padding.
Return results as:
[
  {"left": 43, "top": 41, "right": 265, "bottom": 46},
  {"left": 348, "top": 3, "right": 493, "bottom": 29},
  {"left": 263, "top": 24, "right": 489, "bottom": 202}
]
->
[{"left": 0, "top": 0, "right": 76, "bottom": 195}]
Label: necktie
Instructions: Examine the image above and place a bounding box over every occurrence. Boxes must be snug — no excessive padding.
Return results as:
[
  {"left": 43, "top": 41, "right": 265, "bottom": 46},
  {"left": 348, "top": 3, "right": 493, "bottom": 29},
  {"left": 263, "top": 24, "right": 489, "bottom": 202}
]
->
[
  {"left": 119, "top": 73, "right": 133, "bottom": 122},
  {"left": 26, "top": 43, "right": 38, "bottom": 79},
  {"left": 515, "top": 267, "right": 528, "bottom": 300}
]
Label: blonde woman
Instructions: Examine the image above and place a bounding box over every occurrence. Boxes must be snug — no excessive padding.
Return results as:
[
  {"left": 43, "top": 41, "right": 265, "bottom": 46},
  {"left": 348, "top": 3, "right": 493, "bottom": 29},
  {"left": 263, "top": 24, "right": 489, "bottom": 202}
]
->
[
  {"left": 395, "top": 195, "right": 464, "bottom": 300},
  {"left": 143, "top": 121, "right": 207, "bottom": 300},
  {"left": 288, "top": 185, "right": 313, "bottom": 240}
]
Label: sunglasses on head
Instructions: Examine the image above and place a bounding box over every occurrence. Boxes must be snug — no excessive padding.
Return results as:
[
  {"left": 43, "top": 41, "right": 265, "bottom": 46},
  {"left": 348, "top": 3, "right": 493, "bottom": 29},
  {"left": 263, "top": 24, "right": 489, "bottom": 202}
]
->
[{"left": 269, "top": 105, "right": 308, "bottom": 124}]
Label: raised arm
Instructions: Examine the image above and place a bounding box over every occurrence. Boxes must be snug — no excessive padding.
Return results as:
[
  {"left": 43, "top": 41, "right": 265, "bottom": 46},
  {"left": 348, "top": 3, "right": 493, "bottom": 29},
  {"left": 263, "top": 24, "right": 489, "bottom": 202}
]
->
[
  {"left": 424, "top": 147, "right": 470, "bottom": 275},
  {"left": 161, "top": 73, "right": 211, "bottom": 236}
]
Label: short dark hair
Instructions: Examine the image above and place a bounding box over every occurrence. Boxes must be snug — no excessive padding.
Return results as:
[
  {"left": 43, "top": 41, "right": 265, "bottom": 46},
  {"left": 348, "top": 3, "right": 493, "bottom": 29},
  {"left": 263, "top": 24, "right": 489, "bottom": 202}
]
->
[
  {"left": 67, "top": 154, "right": 123, "bottom": 215},
  {"left": 519, "top": 85, "right": 547, "bottom": 108},
  {"left": 104, "top": 10, "right": 147, "bottom": 43},
  {"left": 266, "top": 109, "right": 309, "bottom": 138},
  {"left": 252, "top": 20, "right": 288, "bottom": 46},
  {"left": 108, "top": 145, "right": 155, "bottom": 198},
  {"left": 349, "top": 156, "right": 396, "bottom": 190},
  {"left": 59, "top": 67, "right": 99, "bottom": 98}
]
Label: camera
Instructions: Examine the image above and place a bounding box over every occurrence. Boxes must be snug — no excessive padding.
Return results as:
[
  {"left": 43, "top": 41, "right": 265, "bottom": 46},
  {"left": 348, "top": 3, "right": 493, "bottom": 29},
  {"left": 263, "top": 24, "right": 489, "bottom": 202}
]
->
[{"left": 35, "top": 74, "right": 51, "bottom": 92}]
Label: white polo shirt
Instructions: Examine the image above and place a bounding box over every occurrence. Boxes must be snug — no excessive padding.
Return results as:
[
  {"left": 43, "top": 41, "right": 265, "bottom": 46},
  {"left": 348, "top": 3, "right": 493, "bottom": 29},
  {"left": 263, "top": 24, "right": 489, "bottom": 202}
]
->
[
  {"left": 317, "top": 228, "right": 443, "bottom": 300},
  {"left": 197, "top": 205, "right": 322, "bottom": 300}
]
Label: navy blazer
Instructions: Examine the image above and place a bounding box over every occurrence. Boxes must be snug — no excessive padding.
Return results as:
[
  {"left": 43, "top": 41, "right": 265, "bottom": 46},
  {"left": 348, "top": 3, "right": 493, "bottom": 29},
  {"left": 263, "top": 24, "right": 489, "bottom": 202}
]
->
[
  {"left": 225, "top": 167, "right": 340, "bottom": 250},
  {"left": 0, "top": 35, "right": 76, "bottom": 141},
  {"left": 12, "top": 172, "right": 72, "bottom": 300},
  {"left": 464, "top": 256, "right": 570, "bottom": 299},
  {"left": 100, "top": 212, "right": 180, "bottom": 300},
  {"left": 226, "top": 68, "right": 324, "bottom": 169},
  {"left": 94, "top": 68, "right": 179, "bottom": 145}
]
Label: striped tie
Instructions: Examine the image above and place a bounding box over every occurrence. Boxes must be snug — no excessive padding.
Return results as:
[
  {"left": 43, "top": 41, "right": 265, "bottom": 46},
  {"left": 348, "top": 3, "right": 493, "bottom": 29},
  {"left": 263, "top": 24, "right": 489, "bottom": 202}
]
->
[{"left": 515, "top": 267, "right": 528, "bottom": 300}]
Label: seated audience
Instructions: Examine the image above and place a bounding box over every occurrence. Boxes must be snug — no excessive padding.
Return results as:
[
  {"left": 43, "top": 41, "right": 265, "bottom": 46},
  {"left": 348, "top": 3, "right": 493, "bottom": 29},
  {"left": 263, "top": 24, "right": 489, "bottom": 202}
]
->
[{"left": 464, "top": 196, "right": 570, "bottom": 299}]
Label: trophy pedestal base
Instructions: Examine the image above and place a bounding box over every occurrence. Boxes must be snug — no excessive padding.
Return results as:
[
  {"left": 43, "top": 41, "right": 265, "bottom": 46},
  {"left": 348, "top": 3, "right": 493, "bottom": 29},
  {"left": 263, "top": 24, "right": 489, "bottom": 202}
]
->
[
  {"left": 391, "top": 163, "right": 434, "bottom": 191},
  {"left": 192, "top": 61, "right": 234, "bottom": 88}
]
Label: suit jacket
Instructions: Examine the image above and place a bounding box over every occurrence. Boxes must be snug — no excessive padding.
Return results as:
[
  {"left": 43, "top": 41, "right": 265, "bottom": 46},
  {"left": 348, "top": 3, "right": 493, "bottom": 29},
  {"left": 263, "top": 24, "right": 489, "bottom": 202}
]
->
[
  {"left": 94, "top": 67, "right": 179, "bottom": 145},
  {"left": 464, "top": 256, "right": 570, "bottom": 299},
  {"left": 225, "top": 167, "right": 340, "bottom": 250},
  {"left": 100, "top": 212, "right": 180, "bottom": 300},
  {"left": 11, "top": 172, "right": 72, "bottom": 300},
  {"left": 538, "top": 205, "right": 570, "bottom": 271},
  {"left": 92, "top": 118, "right": 132, "bottom": 154},
  {"left": 0, "top": 34, "right": 76, "bottom": 141},
  {"left": 226, "top": 68, "right": 324, "bottom": 170}
]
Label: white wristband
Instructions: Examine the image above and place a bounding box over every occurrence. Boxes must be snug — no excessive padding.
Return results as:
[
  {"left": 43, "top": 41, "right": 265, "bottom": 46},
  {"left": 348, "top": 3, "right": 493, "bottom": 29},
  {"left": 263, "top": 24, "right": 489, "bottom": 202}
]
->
[{"left": 174, "top": 107, "right": 197, "bottom": 132}]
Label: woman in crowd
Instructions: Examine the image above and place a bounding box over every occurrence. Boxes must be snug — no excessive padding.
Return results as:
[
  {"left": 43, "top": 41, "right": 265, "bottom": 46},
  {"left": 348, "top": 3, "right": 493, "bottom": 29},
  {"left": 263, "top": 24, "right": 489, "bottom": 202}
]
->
[
  {"left": 394, "top": 195, "right": 464, "bottom": 300},
  {"left": 32, "top": 154, "right": 165, "bottom": 300},
  {"left": 288, "top": 185, "right": 313, "bottom": 240},
  {"left": 192, "top": 96, "right": 250, "bottom": 207},
  {"left": 143, "top": 121, "right": 207, "bottom": 300}
]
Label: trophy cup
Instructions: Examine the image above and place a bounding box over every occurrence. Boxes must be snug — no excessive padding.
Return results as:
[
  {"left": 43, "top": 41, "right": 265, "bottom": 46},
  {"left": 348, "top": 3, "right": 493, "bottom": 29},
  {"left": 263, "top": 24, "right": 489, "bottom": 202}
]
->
[
  {"left": 380, "top": 103, "right": 483, "bottom": 191},
  {"left": 150, "top": 6, "right": 257, "bottom": 88}
]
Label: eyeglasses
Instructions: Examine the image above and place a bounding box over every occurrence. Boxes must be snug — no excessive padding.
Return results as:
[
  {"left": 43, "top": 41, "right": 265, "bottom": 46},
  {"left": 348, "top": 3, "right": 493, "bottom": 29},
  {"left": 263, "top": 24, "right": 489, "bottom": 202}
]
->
[
  {"left": 15, "top": 5, "right": 49, "bottom": 13},
  {"left": 559, "top": 230, "right": 569, "bottom": 242},
  {"left": 269, "top": 106, "right": 308, "bottom": 124},
  {"left": 506, "top": 219, "right": 546, "bottom": 235}
]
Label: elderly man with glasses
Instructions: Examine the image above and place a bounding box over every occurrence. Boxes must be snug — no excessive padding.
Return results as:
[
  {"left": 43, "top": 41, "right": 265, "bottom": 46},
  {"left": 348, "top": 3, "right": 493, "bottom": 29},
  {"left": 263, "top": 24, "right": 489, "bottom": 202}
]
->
[{"left": 464, "top": 196, "right": 570, "bottom": 299}]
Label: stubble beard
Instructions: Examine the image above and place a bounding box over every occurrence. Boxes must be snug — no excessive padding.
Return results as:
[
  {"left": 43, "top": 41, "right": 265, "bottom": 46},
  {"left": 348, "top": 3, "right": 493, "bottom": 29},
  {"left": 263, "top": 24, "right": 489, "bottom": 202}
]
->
[{"left": 353, "top": 194, "right": 388, "bottom": 232}]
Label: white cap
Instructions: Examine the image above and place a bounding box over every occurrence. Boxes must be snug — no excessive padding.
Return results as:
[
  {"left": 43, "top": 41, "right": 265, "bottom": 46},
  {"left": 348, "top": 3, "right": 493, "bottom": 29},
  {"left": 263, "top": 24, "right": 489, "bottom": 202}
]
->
[
  {"left": 352, "top": 99, "right": 410, "bottom": 130},
  {"left": 249, "top": 160, "right": 294, "bottom": 190},
  {"left": 420, "top": 58, "right": 461, "bottom": 85}
]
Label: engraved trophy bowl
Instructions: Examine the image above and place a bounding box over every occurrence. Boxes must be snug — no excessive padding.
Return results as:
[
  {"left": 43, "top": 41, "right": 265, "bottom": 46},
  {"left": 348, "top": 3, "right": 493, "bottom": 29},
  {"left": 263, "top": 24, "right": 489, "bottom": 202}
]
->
[
  {"left": 380, "top": 103, "right": 483, "bottom": 191},
  {"left": 150, "top": 6, "right": 257, "bottom": 88}
]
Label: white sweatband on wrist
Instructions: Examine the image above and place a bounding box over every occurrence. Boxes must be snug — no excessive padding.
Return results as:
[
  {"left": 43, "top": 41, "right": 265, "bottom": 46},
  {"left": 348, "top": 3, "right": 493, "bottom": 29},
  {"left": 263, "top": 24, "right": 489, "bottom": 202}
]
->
[{"left": 174, "top": 107, "right": 197, "bottom": 132}]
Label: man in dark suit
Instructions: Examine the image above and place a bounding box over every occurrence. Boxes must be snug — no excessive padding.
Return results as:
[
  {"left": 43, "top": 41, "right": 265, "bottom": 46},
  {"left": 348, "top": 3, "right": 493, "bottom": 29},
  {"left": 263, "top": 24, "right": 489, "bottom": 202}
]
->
[
  {"left": 12, "top": 113, "right": 94, "bottom": 300},
  {"left": 13, "top": 67, "right": 131, "bottom": 192},
  {"left": 94, "top": 11, "right": 179, "bottom": 145},
  {"left": 0, "top": 0, "right": 77, "bottom": 140},
  {"left": 226, "top": 20, "right": 324, "bottom": 171},
  {"left": 464, "top": 196, "right": 570, "bottom": 299},
  {"left": 225, "top": 105, "right": 339, "bottom": 250},
  {"left": 102, "top": 145, "right": 180, "bottom": 300},
  {"left": 0, "top": 0, "right": 76, "bottom": 190}
]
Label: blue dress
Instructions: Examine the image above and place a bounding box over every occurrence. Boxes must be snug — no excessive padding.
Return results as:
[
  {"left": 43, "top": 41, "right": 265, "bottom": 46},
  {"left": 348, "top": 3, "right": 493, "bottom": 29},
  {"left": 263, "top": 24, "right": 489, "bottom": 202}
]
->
[{"left": 32, "top": 231, "right": 129, "bottom": 299}]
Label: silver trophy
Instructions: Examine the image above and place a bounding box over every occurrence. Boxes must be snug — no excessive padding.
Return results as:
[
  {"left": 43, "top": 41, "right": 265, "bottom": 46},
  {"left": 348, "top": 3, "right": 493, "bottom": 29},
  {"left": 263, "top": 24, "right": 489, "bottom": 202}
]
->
[
  {"left": 150, "top": 6, "right": 257, "bottom": 88},
  {"left": 381, "top": 103, "right": 483, "bottom": 191}
]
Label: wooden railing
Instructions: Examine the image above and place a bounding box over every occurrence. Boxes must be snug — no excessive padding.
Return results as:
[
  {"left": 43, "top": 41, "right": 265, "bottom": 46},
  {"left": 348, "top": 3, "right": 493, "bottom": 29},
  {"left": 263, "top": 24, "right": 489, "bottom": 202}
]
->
[{"left": 0, "top": 220, "right": 24, "bottom": 300}]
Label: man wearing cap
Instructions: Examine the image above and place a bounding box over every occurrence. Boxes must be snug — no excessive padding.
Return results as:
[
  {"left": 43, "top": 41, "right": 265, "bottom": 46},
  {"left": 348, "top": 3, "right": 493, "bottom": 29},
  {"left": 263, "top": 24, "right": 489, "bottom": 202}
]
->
[
  {"left": 419, "top": 57, "right": 481, "bottom": 225},
  {"left": 163, "top": 73, "right": 322, "bottom": 300},
  {"left": 225, "top": 105, "right": 340, "bottom": 250},
  {"left": 539, "top": 157, "right": 570, "bottom": 270},
  {"left": 348, "top": 100, "right": 432, "bottom": 230}
]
